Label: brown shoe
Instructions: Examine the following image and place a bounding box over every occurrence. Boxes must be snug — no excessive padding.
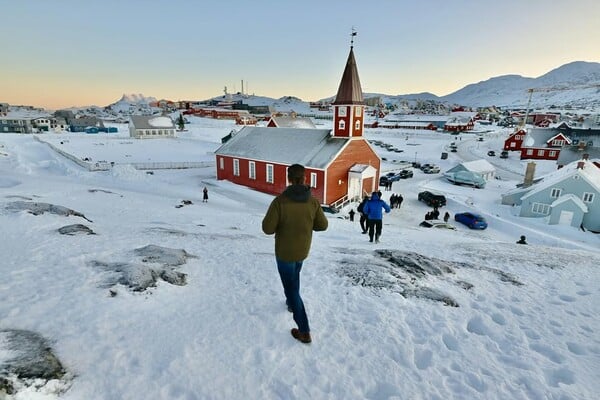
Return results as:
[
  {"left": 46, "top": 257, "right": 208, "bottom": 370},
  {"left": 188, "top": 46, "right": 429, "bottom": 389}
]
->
[{"left": 291, "top": 328, "right": 312, "bottom": 344}]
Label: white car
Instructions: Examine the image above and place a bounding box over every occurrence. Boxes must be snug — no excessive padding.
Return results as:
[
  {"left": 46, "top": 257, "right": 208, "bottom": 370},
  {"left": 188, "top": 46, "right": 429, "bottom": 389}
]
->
[{"left": 423, "top": 166, "right": 440, "bottom": 174}]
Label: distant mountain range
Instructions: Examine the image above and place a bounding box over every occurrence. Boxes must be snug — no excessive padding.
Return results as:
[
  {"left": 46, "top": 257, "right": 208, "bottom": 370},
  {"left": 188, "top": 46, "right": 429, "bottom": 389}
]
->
[
  {"left": 105, "top": 61, "right": 600, "bottom": 114},
  {"left": 365, "top": 61, "right": 600, "bottom": 109}
]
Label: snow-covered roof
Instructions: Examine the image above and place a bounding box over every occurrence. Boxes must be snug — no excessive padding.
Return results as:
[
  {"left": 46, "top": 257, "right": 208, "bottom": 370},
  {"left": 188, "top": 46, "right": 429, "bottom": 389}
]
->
[
  {"left": 130, "top": 115, "right": 175, "bottom": 129},
  {"left": 215, "top": 127, "right": 348, "bottom": 169},
  {"left": 522, "top": 128, "right": 561, "bottom": 147},
  {"left": 460, "top": 159, "right": 496, "bottom": 173},
  {"left": 522, "top": 159, "right": 600, "bottom": 200},
  {"left": 269, "top": 116, "right": 316, "bottom": 129}
]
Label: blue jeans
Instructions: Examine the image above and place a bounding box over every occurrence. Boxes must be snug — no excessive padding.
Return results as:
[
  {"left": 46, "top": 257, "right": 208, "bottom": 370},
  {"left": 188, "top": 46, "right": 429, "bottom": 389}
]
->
[{"left": 276, "top": 259, "right": 310, "bottom": 333}]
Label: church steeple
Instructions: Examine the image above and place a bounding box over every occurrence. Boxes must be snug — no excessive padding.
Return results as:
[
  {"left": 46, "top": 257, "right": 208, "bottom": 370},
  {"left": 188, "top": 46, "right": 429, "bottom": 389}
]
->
[{"left": 332, "top": 37, "right": 365, "bottom": 138}]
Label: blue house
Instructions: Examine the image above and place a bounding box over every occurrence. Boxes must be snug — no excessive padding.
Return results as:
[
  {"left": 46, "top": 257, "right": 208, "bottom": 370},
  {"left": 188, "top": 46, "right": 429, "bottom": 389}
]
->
[{"left": 502, "top": 157, "right": 600, "bottom": 232}]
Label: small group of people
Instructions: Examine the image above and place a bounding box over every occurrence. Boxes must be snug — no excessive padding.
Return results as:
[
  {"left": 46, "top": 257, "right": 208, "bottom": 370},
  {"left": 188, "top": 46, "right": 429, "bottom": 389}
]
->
[
  {"left": 389, "top": 193, "right": 403, "bottom": 209},
  {"left": 357, "top": 191, "right": 391, "bottom": 243},
  {"left": 382, "top": 180, "right": 394, "bottom": 191},
  {"left": 424, "top": 208, "right": 450, "bottom": 222}
]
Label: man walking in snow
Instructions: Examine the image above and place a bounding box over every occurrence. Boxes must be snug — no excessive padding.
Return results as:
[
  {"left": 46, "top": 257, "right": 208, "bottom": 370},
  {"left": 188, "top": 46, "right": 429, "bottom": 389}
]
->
[
  {"left": 262, "top": 164, "right": 328, "bottom": 344},
  {"left": 363, "top": 191, "right": 391, "bottom": 243}
]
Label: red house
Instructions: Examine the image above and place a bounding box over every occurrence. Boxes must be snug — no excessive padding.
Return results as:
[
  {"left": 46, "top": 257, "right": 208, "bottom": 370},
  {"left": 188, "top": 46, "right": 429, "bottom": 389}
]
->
[
  {"left": 214, "top": 46, "right": 381, "bottom": 206},
  {"left": 503, "top": 128, "right": 527, "bottom": 151},
  {"left": 519, "top": 129, "right": 571, "bottom": 161}
]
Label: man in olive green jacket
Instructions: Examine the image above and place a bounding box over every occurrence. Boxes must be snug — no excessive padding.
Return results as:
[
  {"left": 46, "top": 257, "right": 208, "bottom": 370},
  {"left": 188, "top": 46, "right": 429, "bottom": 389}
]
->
[{"left": 262, "top": 164, "right": 328, "bottom": 344}]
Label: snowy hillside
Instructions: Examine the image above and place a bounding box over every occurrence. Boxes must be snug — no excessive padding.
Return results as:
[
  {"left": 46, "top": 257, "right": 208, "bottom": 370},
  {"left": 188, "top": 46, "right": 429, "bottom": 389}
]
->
[
  {"left": 0, "top": 118, "right": 598, "bottom": 399},
  {"left": 441, "top": 61, "right": 600, "bottom": 108}
]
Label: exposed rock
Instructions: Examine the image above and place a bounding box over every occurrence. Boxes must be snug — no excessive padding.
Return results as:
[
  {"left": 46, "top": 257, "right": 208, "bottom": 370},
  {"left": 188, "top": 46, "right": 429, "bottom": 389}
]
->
[
  {"left": 89, "top": 245, "right": 193, "bottom": 292},
  {"left": 134, "top": 245, "right": 194, "bottom": 266},
  {"left": 0, "top": 330, "right": 67, "bottom": 395},
  {"left": 58, "top": 224, "right": 96, "bottom": 235},
  {"left": 6, "top": 201, "right": 93, "bottom": 222}
]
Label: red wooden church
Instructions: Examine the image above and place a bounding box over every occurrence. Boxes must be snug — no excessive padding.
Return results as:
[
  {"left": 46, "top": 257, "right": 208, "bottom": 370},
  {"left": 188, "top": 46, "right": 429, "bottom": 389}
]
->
[{"left": 214, "top": 45, "right": 381, "bottom": 206}]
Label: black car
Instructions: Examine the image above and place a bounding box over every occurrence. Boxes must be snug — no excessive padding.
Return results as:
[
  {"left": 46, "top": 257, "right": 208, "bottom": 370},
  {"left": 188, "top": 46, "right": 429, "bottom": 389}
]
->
[
  {"left": 398, "top": 169, "right": 413, "bottom": 179},
  {"left": 500, "top": 150, "right": 509, "bottom": 159},
  {"left": 487, "top": 150, "right": 496, "bottom": 156},
  {"left": 418, "top": 191, "right": 447, "bottom": 207}
]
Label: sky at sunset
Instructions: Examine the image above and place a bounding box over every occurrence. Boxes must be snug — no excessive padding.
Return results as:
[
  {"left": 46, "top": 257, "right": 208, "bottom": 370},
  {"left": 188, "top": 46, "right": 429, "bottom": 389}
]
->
[{"left": 2, "top": 0, "right": 599, "bottom": 110}]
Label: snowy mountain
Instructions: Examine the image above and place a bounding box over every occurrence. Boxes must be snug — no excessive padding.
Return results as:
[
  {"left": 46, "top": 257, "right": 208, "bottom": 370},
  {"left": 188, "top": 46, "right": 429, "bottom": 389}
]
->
[
  {"left": 441, "top": 61, "right": 600, "bottom": 108},
  {"left": 105, "top": 93, "right": 158, "bottom": 114}
]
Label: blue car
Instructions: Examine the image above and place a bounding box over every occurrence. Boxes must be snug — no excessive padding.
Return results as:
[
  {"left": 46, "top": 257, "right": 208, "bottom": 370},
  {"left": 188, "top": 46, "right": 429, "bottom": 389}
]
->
[{"left": 454, "top": 212, "right": 488, "bottom": 229}]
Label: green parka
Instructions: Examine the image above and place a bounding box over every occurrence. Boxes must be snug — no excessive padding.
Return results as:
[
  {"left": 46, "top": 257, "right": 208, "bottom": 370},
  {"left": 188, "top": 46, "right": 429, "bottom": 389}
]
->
[{"left": 262, "top": 184, "right": 328, "bottom": 262}]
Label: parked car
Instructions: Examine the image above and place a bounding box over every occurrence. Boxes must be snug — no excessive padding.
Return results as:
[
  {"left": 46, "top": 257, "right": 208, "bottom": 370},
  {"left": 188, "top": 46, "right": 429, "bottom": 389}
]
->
[
  {"left": 487, "top": 150, "right": 496, "bottom": 156},
  {"left": 444, "top": 171, "right": 486, "bottom": 188},
  {"left": 500, "top": 150, "right": 509, "bottom": 159},
  {"left": 420, "top": 163, "right": 435, "bottom": 171},
  {"left": 423, "top": 166, "right": 441, "bottom": 174},
  {"left": 398, "top": 169, "right": 414, "bottom": 179},
  {"left": 454, "top": 212, "right": 488, "bottom": 229},
  {"left": 477, "top": 137, "right": 484, "bottom": 142},
  {"left": 419, "top": 220, "right": 456, "bottom": 230},
  {"left": 418, "top": 191, "right": 447, "bottom": 207},
  {"left": 450, "top": 147, "right": 458, "bottom": 152}
]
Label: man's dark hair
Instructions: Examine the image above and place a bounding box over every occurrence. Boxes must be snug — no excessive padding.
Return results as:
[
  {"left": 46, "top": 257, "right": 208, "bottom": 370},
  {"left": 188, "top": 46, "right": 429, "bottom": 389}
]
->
[{"left": 288, "top": 164, "right": 306, "bottom": 184}]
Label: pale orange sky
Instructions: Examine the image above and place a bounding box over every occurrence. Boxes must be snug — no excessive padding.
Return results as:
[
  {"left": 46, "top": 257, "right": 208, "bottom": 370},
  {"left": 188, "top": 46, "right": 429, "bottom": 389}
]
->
[{"left": 1, "top": 0, "right": 599, "bottom": 109}]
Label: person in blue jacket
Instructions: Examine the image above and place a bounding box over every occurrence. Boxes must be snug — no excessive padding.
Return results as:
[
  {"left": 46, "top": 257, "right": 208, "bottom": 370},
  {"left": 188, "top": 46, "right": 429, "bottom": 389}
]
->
[{"left": 363, "top": 191, "right": 391, "bottom": 243}]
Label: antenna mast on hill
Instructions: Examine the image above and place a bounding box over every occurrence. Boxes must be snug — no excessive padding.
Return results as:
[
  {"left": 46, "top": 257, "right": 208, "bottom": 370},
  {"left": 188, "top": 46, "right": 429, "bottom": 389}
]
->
[{"left": 350, "top": 26, "right": 357, "bottom": 48}]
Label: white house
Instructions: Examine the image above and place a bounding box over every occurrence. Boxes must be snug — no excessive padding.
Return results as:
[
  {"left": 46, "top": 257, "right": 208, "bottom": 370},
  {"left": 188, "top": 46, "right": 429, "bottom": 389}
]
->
[{"left": 129, "top": 116, "right": 176, "bottom": 139}]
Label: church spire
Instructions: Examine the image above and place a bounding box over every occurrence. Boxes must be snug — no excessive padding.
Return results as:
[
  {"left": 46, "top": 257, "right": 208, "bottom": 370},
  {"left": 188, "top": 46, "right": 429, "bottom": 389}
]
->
[
  {"left": 332, "top": 39, "right": 364, "bottom": 105},
  {"left": 332, "top": 34, "right": 365, "bottom": 138}
]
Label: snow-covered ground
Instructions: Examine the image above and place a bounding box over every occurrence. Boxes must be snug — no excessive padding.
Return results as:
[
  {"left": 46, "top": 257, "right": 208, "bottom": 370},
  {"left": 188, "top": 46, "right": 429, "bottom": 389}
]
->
[{"left": 0, "top": 117, "right": 598, "bottom": 399}]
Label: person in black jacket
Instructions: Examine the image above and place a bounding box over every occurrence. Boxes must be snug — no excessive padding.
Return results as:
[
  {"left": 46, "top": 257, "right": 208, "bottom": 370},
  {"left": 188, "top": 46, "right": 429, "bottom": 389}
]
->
[{"left": 357, "top": 195, "right": 369, "bottom": 234}]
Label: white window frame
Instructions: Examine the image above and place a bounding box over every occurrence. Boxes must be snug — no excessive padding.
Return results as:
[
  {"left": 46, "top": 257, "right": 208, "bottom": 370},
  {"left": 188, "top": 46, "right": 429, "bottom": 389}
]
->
[
  {"left": 249, "top": 161, "right": 256, "bottom": 179},
  {"left": 355, "top": 120, "right": 360, "bottom": 130},
  {"left": 549, "top": 150, "right": 556, "bottom": 157},
  {"left": 537, "top": 149, "right": 545, "bottom": 156},
  {"left": 310, "top": 172, "right": 317, "bottom": 188},
  {"left": 526, "top": 149, "right": 533, "bottom": 155},
  {"left": 550, "top": 188, "right": 562, "bottom": 198},
  {"left": 354, "top": 106, "right": 361, "bottom": 117},
  {"left": 266, "top": 164, "right": 274, "bottom": 183},
  {"left": 532, "top": 202, "right": 550, "bottom": 215},
  {"left": 582, "top": 192, "right": 594, "bottom": 203},
  {"left": 338, "top": 106, "right": 347, "bottom": 117},
  {"left": 338, "top": 120, "right": 345, "bottom": 130},
  {"left": 219, "top": 157, "right": 224, "bottom": 170},
  {"left": 233, "top": 159, "right": 240, "bottom": 176}
]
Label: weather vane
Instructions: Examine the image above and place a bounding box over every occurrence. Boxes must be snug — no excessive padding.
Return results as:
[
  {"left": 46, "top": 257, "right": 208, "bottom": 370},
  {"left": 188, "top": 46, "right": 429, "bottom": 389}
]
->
[{"left": 350, "top": 27, "right": 357, "bottom": 47}]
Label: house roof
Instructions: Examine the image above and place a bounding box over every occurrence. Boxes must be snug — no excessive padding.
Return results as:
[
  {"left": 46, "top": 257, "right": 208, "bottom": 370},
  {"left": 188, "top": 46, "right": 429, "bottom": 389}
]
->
[
  {"left": 332, "top": 47, "right": 364, "bottom": 105},
  {"left": 129, "top": 115, "right": 174, "bottom": 130},
  {"left": 522, "top": 159, "right": 600, "bottom": 200},
  {"left": 214, "top": 127, "right": 348, "bottom": 169},
  {"left": 522, "top": 128, "right": 562, "bottom": 147},
  {"left": 457, "top": 159, "right": 496, "bottom": 173},
  {"left": 269, "top": 116, "right": 316, "bottom": 129}
]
